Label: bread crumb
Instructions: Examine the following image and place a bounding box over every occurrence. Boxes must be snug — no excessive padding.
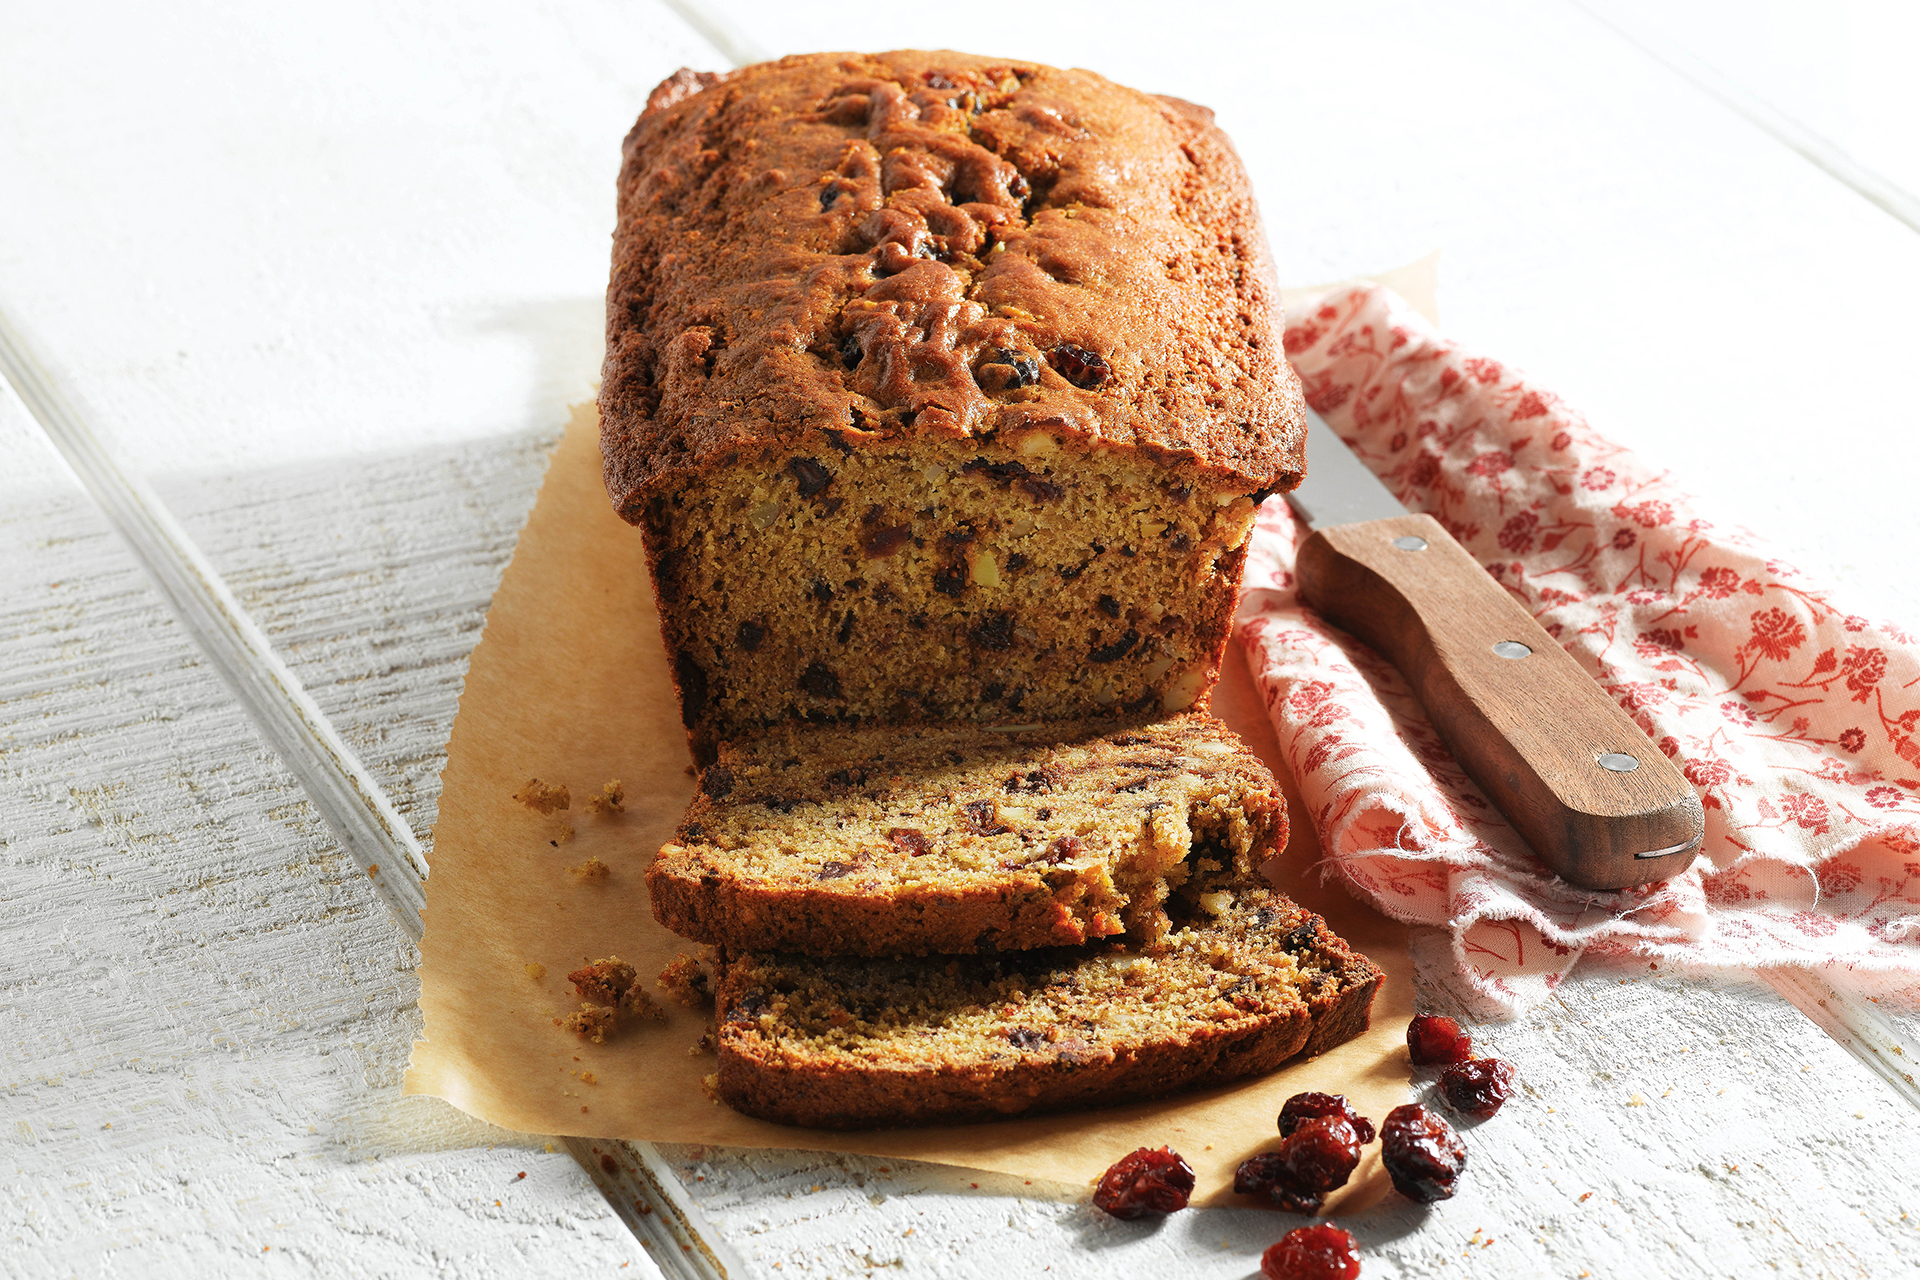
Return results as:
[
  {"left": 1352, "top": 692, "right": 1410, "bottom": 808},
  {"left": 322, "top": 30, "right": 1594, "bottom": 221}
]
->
[
  {"left": 657, "top": 954, "right": 713, "bottom": 1007},
  {"left": 570, "top": 957, "right": 638, "bottom": 1006},
  {"left": 557, "top": 1004, "right": 619, "bottom": 1043},
  {"left": 525, "top": 962, "right": 547, "bottom": 981},
  {"left": 555, "top": 822, "right": 575, "bottom": 845},
  {"left": 514, "top": 778, "right": 571, "bottom": 813},
  {"left": 558, "top": 957, "right": 665, "bottom": 1040},
  {"left": 569, "top": 857, "right": 611, "bottom": 884},
  {"left": 689, "top": 1030, "right": 717, "bottom": 1056},
  {"left": 580, "top": 1071, "right": 597, "bottom": 1086},
  {"left": 367, "top": 864, "right": 379, "bottom": 878},
  {"left": 588, "top": 780, "right": 626, "bottom": 815},
  {"left": 701, "top": 1072, "right": 722, "bottom": 1102}
]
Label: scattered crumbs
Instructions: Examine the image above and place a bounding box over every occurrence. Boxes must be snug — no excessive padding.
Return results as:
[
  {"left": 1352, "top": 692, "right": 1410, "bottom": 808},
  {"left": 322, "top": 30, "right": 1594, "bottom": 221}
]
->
[
  {"left": 494, "top": 1200, "right": 501, "bottom": 1207},
  {"left": 1579, "top": 1193, "right": 1593, "bottom": 1203},
  {"left": 581, "top": 1105, "right": 588, "bottom": 1114},
  {"left": 557, "top": 1005, "right": 619, "bottom": 1043},
  {"left": 1628, "top": 1093, "right": 1646, "bottom": 1107},
  {"left": 516, "top": 1171, "right": 527, "bottom": 1180},
  {"left": 970, "top": 1183, "right": 979, "bottom": 1189},
  {"left": 545, "top": 1142, "right": 556, "bottom": 1153},
  {"left": 903, "top": 1228, "right": 914, "bottom": 1237},
  {"left": 1204, "top": 1143, "right": 1213, "bottom": 1150},
  {"left": 524, "top": 963, "right": 546, "bottom": 981},
  {"left": 569, "top": 857, "right": 611, "bottom": 884},
  {"left": 367, "top": 864, "right": 379, "bottom": 878},
  {"left": 588, "top": 780, "right": 626, "bottom": 815},
  {"left": 658, "top": 954, "right": 714, "bottom": 1006},
  {"left": 1855, "top": 1111, "right": 1866, "bottom": 1119},
  {"left": 556, "top": 822, "right": 575, "bottom": 844},
  {"left": 688, "top": 1030, "right": 717, "bottom": 1056},
  {"left": 1547, "top": 1107, "right": 1555, "bottom": 1113},
  {"left": 1661, "top": 1088, "right": 1673, "bottom": 1098},
  {"left": 702, "top": 1072, "right": 722, "bottom": 1103},
  {"left": 581, "top": 1072, "right": 597, "bottom": 1086},
  {"left": 640, "top": 1203, "right": 653, "bottom": 1216},
  {"left": 601, "top": 1154, "right": 619, "bottom": 1175},
  {"left": 514, "top": 778, "right": 571, "bottom": 813}
]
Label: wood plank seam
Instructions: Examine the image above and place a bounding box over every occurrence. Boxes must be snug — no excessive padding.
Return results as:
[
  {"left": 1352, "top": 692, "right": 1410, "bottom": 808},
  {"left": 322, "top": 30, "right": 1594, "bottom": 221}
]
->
[
  {"left": 1569, "top": 0, "right": 1920, "bottom": 234},
  {"left": 0, "top": 306, "right": 727, "bottom": 1280},
  {"left": 659, "top": 0, "right": 770, "bottom": 70}
]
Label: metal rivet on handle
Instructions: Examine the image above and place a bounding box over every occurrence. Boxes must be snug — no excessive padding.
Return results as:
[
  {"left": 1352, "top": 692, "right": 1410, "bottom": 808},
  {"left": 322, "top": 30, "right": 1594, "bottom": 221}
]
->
[
  {"left": 1492, "top": 640, "right": 1532, "bottom": 660},
  {"left": 1597, "top": 753, "right": 1640, "bottom": 772},
  {"left": 1391, "top": 535, "right": 1428, "bottom": 551}
]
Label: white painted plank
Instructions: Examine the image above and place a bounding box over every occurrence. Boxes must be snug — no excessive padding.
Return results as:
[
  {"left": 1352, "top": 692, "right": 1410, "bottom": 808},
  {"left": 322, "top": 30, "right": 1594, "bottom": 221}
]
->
[
  {"left": 0, "top": 454, "right": 655, "bottom": 1278},
  {"left": 1581, "top": 0, "right": 1920, "bottom": 210},
  {"left": 0, "top": 0, "right": 713, "bottom": 478}
]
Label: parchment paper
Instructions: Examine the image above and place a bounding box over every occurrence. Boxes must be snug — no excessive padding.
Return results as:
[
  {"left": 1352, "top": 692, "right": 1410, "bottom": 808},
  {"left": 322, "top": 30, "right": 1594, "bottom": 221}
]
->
[{"left": 405, "top": 401, "right": 1415, "bottom": 1209}]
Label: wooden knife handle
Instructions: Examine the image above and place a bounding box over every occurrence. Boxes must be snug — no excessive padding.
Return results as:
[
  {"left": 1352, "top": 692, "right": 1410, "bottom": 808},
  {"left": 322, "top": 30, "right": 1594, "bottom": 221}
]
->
[{"left": 1295, "top": 513, "right": 1704, "bottom": 890}]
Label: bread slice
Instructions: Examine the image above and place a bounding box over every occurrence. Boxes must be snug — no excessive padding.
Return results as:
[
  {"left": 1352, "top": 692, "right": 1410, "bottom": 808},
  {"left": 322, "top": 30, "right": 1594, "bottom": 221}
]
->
[
  {"left": 600, "top": 52, "right": 1306, "bottom": 761},
  {"left": 710, "top": 874, "right": 1383, "bottom": 1129},
  {"left": 648, "top": 713, "right": 1284, "bottom": 957}
]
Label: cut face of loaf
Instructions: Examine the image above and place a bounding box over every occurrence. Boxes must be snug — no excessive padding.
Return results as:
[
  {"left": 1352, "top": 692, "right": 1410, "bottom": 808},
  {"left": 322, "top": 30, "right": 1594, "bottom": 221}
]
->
[
  {"left": 643, "top": 434, "right": 1265, "bottom": 759},
  {"left": 711, "top": 875, "right": 1384, "bottom": 1130},
  {"left": 648, "top": 713, "right": 1284, "bottom": 957},
  {"left": 600, "top": 52, "right": 1306, "bottom": 758}
]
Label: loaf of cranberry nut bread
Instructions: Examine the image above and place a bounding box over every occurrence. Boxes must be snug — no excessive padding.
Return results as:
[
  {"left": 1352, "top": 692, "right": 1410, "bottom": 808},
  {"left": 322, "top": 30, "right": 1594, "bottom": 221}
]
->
[
  {"left": 601, "top": 51, "right": 1307, "bottom": 761},
  {"left": 710, "top": 868, "right": 1383, "bottom": 1129},
  {"left": 649, "top": 712, "right": 1283, "bottom": 957}
]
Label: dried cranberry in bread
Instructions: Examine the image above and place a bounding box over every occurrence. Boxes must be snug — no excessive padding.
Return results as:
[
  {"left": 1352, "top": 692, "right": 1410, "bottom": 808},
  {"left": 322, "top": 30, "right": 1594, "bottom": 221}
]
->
[
  {"left": 709, "top": 871, "right": 1382, "bottom": 1129},
  {"left": 649, "top": 713, "right": 1282, "bottom": 957},
  {"left": 600, "top": 51, "right": 1306, "bottom": 761}
]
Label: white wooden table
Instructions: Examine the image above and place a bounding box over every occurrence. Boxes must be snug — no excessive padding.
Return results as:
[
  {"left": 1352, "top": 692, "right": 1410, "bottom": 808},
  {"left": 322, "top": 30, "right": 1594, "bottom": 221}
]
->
[{"left": 6, "top": 2, "right": 1920, "bottom": 1276}]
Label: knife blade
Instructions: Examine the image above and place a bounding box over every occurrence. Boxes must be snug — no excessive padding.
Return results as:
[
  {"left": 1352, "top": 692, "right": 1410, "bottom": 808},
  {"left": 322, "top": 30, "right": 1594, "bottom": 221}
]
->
[{"left": 1283, "top": 405, "right": 1705, "bottom": 890}]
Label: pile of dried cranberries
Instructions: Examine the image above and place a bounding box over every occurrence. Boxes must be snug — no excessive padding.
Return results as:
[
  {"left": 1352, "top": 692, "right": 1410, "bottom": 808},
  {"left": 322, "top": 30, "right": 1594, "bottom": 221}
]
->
[{"left": 1089, "top": 1013, "right": 1521, "bottom": 1277}]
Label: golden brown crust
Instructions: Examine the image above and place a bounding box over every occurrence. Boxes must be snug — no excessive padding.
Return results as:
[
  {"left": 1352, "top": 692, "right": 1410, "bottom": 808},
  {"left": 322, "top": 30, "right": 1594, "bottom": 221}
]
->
[{"left": 600, "top": 50, "right": 1305, "bottom": 519}]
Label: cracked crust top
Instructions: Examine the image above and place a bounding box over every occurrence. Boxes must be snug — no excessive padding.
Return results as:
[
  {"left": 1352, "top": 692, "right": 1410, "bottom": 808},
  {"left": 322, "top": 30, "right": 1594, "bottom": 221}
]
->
[{"left": 600, "top": 50, "right": 1306, "bottom": 521}]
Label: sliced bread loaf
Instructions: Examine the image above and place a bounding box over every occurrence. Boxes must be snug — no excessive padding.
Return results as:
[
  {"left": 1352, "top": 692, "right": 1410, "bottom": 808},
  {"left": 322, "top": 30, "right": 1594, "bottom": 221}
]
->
[
  {"left": 648, "top": 712, "right": 1283, "bottom": 957},
  {"left": 709, "top": 872, "right": 1382, "bottom": 1129}
]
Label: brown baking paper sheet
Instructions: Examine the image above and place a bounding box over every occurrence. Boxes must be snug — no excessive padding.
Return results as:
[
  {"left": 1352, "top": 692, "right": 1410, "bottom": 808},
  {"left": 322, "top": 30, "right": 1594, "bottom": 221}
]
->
[{"left": 405, "top": 402, "right": 1415, "bottom": 1210}]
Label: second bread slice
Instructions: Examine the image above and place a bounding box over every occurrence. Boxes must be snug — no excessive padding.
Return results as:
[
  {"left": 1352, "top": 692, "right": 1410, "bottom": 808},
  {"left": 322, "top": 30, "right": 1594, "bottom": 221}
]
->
[{"left": 647, "top": 713, "right": 1282, "bottom": 957}]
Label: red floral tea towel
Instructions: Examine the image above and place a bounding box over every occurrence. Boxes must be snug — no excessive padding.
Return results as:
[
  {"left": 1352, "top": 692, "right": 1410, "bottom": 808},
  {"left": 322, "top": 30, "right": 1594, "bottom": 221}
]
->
[{"left": 1238, "top": 283, "right": 1920, "bottom": 1012}]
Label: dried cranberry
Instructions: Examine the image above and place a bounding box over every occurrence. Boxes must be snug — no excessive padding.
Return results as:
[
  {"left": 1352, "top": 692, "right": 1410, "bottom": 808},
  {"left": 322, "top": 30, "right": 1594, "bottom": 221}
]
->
[
  {"left": 885, "top": 827, "right": 932, "bottom": 856},
  {"left": 1047, "top": 343, "right": 1111, "bottom": 389},
  {"left": 1379, "top": 1104, "right": 1467, "bottom": 1204},
  {"left": 1279, "top": 1093, "right": 1377, "bottom": 1146},
  {"left": 787, "top": 456, "right": 833, "bottom": 497},
  {"left": 1092, "top": 1146, "right": 1194, "bottom": 1219},
  {"left": 1233, "top": 1117, "right": 1360, "bottom": 1215},
  {"left": 988, "top": 347, "right": 1041, "bottom": 387},
  {"left": 1260, "top": 1224, "right": 1362, "bottom": 1280},
  {"left": 1406, "top": 1014, "right": 1472, "bottom": 1065},
  {"left": 1440, "top": 1057, "right": 1516, "bottom": 1118}
]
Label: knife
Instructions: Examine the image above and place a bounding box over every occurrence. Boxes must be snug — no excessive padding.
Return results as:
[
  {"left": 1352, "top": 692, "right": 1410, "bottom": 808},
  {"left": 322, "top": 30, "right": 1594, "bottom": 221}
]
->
[{"left": 1283, "top": 405, "right": 1705, "bottom": 890}]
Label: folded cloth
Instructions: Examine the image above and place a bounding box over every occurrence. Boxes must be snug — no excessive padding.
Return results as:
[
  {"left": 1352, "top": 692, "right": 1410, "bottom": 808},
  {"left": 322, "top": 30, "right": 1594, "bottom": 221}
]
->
[{"left": 1238, "top": 283, "right": 1920, "bottom": 1012}]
